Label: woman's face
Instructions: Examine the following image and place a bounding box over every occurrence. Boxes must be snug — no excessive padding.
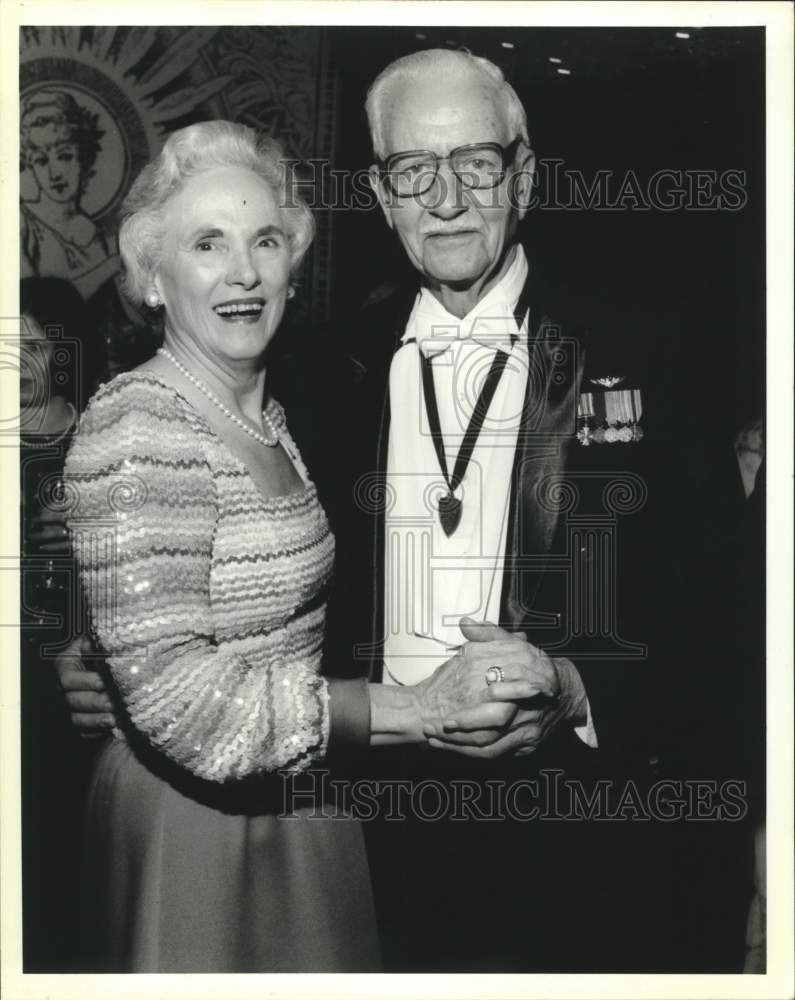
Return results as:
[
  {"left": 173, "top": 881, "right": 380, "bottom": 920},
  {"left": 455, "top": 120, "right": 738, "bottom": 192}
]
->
[
  {"left": 19, "top": 314, "right": 53, "bottom": 408},
  {"left": 153, "top": 166, "right": 293, "bottom": 370},
  {"left": 26, "top": 120, "right": 81, "bottom": 205}
]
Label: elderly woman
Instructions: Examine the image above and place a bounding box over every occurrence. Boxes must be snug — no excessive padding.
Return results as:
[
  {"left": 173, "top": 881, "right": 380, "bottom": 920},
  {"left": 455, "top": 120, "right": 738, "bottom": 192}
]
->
[{"left": 65, "top": 121, "right": 504, "bottom": 973}]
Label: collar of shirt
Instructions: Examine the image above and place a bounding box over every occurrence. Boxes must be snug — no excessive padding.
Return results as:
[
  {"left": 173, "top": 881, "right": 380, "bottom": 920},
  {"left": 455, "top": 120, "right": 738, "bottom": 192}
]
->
[{"left": 402, "top": 245, "right": 529, "bottom": 358}]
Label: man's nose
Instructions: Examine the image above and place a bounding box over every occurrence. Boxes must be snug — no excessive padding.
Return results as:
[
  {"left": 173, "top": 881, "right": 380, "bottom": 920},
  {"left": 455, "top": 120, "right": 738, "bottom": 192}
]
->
[
  {"left": 226, "top": 246, "right": 259, "bottom": 288},
  {"left": 425, "top": 161, "right": 468, "bottom": 218}
]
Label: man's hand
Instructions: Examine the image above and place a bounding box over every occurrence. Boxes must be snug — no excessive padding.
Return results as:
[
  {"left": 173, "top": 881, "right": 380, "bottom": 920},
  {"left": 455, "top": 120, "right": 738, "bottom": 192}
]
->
[
  {"left": 27, "top": 507, "right": 71, "bottom": 555},
  {"left": 54, "top": 635, "right": 116, "bottom": 736},
  {"left": 370, "top": 646, "right": 540, "bottom": 747},
  {"left": 423, "top": 618, "right": 588, "bottom": 758},
  {"left": 413, "top": 629, "right": 542, "bottom": 737}
]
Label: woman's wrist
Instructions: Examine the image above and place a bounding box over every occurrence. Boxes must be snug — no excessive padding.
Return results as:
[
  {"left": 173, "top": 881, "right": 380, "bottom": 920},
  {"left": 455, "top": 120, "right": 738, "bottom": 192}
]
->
[
  {"left": 325, "top": 675, "right": 432, "bottom": 752},
  {"left": 368, "top": 682, "right": 427, "bottom": 746}
]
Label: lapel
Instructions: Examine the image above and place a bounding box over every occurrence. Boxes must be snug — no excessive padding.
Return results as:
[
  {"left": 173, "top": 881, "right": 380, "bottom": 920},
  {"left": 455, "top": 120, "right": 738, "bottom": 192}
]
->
[
  {"left": 344, "top": 268, "right": 587, "bottom": 666},
  {"left": 499, "top": 270, "right": 587, "bottom": 627}
]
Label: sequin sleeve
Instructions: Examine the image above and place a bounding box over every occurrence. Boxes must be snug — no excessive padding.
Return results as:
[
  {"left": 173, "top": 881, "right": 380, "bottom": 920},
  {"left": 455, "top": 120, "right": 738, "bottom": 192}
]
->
[{"left": 65, "top": 375, "right": 330, "bottom": 780}]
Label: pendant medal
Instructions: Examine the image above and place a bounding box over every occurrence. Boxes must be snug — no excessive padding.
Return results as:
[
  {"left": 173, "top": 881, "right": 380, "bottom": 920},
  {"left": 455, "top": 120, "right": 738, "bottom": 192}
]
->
[
  {"left": 438, "top": 491, "right": 463, "bottom": 536},
  {"left": 418, "top": 286, "right": 529, "bottom": 537},
  {"left": 420, "top": 349, "right": 511, "bottom": 538}
]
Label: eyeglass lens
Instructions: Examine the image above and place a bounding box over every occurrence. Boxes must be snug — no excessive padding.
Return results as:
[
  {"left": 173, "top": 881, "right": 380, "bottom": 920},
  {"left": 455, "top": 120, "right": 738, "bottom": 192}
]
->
[{"left": 387, "top": 145, "right": 507, "bottom": 195}]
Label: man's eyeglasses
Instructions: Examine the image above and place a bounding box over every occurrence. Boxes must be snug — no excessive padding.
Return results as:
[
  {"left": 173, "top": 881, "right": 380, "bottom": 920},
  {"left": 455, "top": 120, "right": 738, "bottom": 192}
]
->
[{"left": 377, "top": 138, "right": 523, "bottom": 198}]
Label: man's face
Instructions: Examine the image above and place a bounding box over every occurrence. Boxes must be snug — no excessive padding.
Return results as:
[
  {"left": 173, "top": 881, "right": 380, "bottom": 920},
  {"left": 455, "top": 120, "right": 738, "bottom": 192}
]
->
[{"left": 371, "top": 71, "right": 532, "bottom": 295}]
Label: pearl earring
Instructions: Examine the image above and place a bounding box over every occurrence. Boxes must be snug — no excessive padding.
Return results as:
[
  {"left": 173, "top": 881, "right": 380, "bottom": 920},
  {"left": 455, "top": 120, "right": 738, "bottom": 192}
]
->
[
  {"left": 286, "top": 286, "right": 296, "bottom": 300},
  {"left": 145, "top": 291, "right": 161, "bottom": 309}
]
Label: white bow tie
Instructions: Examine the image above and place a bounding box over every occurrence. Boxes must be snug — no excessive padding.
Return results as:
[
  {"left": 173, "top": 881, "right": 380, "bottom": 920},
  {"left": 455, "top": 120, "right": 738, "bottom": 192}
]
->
[{"left": 412, "top": 311, "right": 518, "bottom": 358}]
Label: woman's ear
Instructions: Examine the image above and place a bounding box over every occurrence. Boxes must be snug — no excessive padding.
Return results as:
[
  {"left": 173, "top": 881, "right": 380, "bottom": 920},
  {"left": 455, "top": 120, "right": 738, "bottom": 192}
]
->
[{"left": 144, "top": 283, "right": 162, "bottom": 310}]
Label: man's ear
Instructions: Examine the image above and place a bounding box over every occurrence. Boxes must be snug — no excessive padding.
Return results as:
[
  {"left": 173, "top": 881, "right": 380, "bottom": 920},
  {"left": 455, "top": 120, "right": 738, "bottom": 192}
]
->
[
  {"left": 368, "top": 164, "right": 395, "bottom": 231},
  {"left": 511, "top": 144, "right": 536, "bottom": 221}
]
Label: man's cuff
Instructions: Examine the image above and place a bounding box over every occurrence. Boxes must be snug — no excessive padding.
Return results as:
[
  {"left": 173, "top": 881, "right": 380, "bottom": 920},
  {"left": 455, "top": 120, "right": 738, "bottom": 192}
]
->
[
  {"left": 574, "top": 698, "right": 598, "bottom": 748},
  {"left": 326, "top": 677, "right": 371, "bottom": 756},
  {"left": 556, "top": 656, "right": 598, "bottom": 748}
]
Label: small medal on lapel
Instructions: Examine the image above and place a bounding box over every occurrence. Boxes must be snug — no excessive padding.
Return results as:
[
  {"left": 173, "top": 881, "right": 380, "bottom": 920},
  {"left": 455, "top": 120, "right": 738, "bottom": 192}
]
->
[
  {"left": 577, "top": 382, "right": 643, "bottom": 446},
  {"left": 590, "top": 375, "right": 626, "bottom": 388},
  {"left": 438, "top": 491, "right": 462, "bottom": 536}
]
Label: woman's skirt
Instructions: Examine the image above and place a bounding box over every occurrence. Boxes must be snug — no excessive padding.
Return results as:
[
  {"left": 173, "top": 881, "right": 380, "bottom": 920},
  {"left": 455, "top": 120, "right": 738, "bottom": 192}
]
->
[{"left": 82, "top": 737, "right": 380, "bottom": 972}]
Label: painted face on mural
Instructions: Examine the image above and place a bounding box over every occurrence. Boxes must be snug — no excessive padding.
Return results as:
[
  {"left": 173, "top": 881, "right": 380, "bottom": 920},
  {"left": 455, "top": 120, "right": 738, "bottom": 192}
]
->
[
  {"left": 153, "top": 166, "right": 292, "bottom": 369},
  {"left": 26, "top": 118, "right": 82, "bottom": 205}
]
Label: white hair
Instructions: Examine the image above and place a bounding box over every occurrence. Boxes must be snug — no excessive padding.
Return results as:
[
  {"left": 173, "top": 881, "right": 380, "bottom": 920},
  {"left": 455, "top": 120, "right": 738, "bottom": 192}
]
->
[
  {"left": 365, "top": 48, "right": 530, "bottom": 159},
  {"left": 119, "top": 121, "right": 314, "bottom": 308}
]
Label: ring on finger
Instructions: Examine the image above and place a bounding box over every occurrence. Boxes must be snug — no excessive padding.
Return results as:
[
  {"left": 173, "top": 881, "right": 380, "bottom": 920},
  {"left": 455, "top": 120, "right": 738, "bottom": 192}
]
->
[{"left": 485, "top": 665, "right": 504, "bottom": 686}]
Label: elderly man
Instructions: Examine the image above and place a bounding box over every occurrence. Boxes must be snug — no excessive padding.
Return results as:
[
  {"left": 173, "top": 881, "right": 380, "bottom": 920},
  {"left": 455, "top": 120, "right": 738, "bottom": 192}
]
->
[
  {"left": 308, "top": 47, "right": 752, "bottom": 972},
  {"left": 316, "top": 47, "right": 625, "bottom": 972},
  {"left": 59, "top": 48, "right": 752, "bottom": 972},
  {"left": 348, "top": 51, "right": 592, "bottom": 740}
]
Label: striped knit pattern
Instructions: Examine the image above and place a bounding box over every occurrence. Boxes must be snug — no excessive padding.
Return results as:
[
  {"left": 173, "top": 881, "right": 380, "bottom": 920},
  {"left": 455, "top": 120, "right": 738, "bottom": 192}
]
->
[{"left": 65, "top": 371, "right": 334, "bottom": 780}]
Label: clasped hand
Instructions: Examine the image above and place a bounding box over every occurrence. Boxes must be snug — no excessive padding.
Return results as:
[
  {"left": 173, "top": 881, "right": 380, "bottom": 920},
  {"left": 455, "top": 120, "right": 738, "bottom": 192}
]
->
[
  {"left": 54, "top": 618, "right": 588, "bottom": 759},
  {"left": 418, "top": 617, "right": 586, "bottom": 759},
  {"left": 26, "top": 506, "right": 71, "bottom": 555}
]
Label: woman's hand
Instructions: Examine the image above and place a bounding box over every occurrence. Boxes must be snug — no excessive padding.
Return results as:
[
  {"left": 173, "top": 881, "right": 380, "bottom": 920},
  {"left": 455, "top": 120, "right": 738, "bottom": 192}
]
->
[
  {"left": 368, "top": 628, "right": 541, "bottom": 747},
  {"left": 414, "top": 642, "right": 543, "bottom": 735},
  {"left": 420, "top": 618, "right": 587, "bottom": 757}
]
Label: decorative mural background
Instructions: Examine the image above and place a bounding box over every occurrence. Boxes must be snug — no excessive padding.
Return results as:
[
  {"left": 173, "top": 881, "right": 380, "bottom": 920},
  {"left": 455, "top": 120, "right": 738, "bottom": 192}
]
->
[{"left": 20, "top": 25, "right": 337, "bottom": 374}]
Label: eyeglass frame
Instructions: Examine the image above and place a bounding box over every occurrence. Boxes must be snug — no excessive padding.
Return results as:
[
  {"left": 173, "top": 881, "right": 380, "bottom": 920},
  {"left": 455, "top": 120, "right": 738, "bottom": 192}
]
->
[{"left": 375, "top": 137, "right": 525, "bottom": 198}]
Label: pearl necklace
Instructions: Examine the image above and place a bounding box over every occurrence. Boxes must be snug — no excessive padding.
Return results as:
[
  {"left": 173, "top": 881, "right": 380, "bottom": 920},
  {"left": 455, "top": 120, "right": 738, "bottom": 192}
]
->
[
  {"left": 20, "top": 402, "right": 77, "bottom": 448},
  {"left": 157, "top": 347, "right": 279, "bottom": 447}
]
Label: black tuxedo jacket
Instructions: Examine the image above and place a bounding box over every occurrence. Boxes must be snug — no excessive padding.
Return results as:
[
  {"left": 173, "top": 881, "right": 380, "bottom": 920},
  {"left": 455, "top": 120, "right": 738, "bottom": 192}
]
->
[
  {"left": 278, "top": 264, "right": 753, "bottom": 786},
  {"left": 275, "top": 266, "right": 758, "bottom": 972}
]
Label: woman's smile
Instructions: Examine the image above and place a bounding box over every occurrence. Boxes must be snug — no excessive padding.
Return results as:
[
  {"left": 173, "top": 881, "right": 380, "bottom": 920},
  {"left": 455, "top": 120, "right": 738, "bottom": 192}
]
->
[{"left": 213, "top": 297, "right": 266, "bottom": 321}]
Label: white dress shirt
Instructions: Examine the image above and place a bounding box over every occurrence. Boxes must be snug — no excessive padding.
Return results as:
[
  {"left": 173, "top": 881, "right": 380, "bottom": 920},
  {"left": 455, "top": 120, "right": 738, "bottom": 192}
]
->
[{"left": 382, "top": 247, "right": 596, "bottom": 746}]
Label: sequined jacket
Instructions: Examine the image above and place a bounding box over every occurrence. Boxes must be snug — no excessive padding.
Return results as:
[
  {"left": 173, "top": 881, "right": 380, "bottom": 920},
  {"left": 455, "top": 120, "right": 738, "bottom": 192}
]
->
[{"left": 65, "top": 371, "right": 335, "bottom": 781}]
